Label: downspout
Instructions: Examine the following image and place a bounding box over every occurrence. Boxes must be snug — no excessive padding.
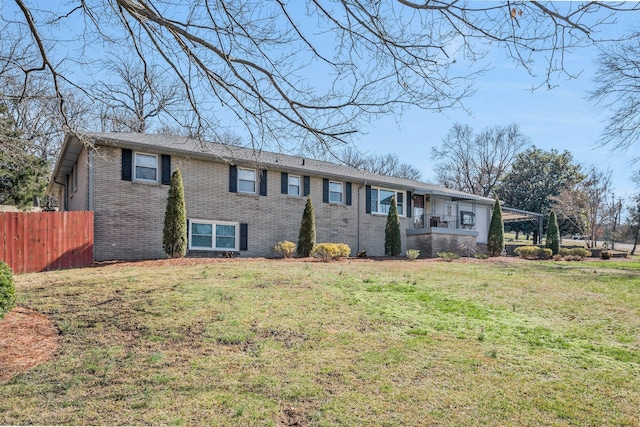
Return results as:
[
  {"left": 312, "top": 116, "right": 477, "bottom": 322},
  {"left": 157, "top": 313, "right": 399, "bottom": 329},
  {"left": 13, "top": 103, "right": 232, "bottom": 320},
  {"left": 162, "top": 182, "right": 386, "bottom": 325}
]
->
[
  {"left": 88, "top": 150, "right": 95, "bottom": 211},
  {"left": 357, "top": 182, "right": 365, "bottom": 254},
  {"left": 53, "top": 179, "right": 67, "bottom": 211}
]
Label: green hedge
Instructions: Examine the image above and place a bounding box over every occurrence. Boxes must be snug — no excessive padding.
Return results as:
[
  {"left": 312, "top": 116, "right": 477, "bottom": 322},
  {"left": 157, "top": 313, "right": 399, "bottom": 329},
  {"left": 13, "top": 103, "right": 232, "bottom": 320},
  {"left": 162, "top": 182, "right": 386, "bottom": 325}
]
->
[
  {"left": 514, "top": 246, "right": 552, "bottom": 260},
  {"left": 0, "top": 261, "right": 16, "bottom": 319}
]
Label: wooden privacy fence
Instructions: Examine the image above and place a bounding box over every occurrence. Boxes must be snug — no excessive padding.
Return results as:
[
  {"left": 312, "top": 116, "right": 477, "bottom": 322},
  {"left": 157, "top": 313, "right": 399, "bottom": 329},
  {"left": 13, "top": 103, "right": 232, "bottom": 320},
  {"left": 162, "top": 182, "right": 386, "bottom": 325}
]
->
[{"left": 0, "top": 211, "right": 94, "bottom": 274}]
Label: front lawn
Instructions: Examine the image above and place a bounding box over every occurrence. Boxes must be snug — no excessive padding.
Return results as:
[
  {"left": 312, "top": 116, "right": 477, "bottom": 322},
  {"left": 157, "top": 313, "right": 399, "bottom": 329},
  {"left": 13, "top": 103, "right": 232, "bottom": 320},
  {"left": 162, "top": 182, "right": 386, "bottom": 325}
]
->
[{"left": 2, "top": 258, "right": 639, "bottom": 426}]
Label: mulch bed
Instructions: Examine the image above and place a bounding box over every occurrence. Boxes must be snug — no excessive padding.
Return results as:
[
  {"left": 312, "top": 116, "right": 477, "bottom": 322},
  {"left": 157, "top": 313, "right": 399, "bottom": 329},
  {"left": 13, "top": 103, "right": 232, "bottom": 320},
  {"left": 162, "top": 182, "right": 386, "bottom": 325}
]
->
[{"left": 0, "top": 307, "right": 60, "bottom": 382}]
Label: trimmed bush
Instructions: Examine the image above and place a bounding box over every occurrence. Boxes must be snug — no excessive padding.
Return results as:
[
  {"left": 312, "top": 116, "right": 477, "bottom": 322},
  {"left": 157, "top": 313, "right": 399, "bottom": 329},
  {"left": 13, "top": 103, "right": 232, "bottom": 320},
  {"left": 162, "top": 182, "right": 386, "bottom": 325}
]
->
[
  {"left": 384, "top": 196, "right": 402, "bottom": 256},
  {"left": 311, "top": 243, "right": 351, "bottom": 261},
  {"left": 273, "top": 241, "right": 297, "bottom": 258},
  {"left": 559, "top": 248, "right": 591, "bottom": 259},
  {"left": 405, "top": 249, "right": 420, "bottom": 260},
  {"left": 297, "top": 196, "right": 316, "bottom": 257},
  {"left": 437, "top": 251, "right": 460, "bottom": 262},
  {"left": 600, "top": 251, "right": 612, "bottom": 260},
  {"left": 0, "top": 261, "right": 16, "bottom": 319},
  {"left": 163, "top": 169, "right": 187, "bottom": 258},
  {"left": 545, "top": 210, "right": 560, "bottom": 255},
  {"left": 514, "top": 246, "right": 552, "bottom": 260},
  {"left": 487, "top": 197, "right": 504, "bottom": 257}
]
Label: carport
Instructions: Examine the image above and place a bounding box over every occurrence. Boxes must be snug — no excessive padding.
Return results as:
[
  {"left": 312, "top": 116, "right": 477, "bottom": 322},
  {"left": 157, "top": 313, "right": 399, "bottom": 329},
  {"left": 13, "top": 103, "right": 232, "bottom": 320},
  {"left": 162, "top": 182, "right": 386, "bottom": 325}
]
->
[{"left": 502, "top": 207, "right": 544, "bottom": 244}]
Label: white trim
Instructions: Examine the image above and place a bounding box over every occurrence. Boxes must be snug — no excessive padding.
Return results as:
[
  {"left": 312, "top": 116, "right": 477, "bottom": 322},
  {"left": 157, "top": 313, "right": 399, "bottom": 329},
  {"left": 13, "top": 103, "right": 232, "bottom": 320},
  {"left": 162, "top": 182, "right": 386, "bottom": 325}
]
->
[
  {"left": 188, "top": 219, "right": 239, "bottom": 251},
  {"left": 133, "top": 152, "right": 159, "bottom": 183},
  {"left": 370, "top": 186, "right": 405, "bottom": 217},
  {"left": 237, "top": 167, "right": 257, "bottom": 194},
  {"left": 329, "top": 180, "right": 343, "bottom": 204},
  {"left": 288, "top": 174, "right": 301, "bottom": 196}
]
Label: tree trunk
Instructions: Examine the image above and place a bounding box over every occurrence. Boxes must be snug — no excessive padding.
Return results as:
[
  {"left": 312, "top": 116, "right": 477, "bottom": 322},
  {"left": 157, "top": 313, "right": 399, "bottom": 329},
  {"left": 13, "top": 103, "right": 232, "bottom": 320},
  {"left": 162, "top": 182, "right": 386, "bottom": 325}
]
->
[{"left": 632, "top": 226, "right": 639, "bottom": 255}]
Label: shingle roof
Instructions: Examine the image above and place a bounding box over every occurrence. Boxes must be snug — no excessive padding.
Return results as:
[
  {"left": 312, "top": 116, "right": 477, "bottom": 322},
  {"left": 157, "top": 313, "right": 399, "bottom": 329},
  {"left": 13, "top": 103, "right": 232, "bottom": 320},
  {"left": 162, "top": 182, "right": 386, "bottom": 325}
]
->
[{"left": 51, "top": 131, "right": 494, "bottom": 204}]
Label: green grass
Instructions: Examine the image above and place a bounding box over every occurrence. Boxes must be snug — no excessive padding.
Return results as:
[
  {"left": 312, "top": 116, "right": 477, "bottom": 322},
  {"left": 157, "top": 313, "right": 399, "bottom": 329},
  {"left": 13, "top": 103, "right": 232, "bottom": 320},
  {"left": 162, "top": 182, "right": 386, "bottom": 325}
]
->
[{"left": 2, "top": 258, "right": 639, "bottom": 426}]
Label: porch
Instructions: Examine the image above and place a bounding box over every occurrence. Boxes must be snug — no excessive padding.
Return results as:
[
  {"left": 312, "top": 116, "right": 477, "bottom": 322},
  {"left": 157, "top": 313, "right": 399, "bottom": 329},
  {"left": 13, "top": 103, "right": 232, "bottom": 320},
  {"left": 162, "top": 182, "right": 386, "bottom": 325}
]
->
[{"left": 405, "top": 192, "right": 487, "bottom": 258}]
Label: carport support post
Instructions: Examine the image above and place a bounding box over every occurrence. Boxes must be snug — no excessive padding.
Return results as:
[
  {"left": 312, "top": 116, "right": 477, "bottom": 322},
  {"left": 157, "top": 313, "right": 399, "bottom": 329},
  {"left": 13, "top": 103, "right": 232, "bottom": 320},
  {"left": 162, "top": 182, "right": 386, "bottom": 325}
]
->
[{"left": 538, "top": 216, "right": 543, "bottom": 245}]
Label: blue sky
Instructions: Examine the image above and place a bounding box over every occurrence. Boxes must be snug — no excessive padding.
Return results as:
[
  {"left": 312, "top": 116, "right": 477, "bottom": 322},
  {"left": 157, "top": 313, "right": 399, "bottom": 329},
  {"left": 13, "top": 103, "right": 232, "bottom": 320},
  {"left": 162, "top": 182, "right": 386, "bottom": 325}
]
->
[
  {"left": 353, "top": 15, "right": 640, "bottom": 198},
  {"left": 3, "top": 2, "right": 638, "bottom": 198}
]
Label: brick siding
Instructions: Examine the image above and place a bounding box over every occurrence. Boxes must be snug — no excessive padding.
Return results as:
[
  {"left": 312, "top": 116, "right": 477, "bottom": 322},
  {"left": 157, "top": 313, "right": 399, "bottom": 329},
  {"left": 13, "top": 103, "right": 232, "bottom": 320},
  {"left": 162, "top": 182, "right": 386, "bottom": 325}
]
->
[{"left": 87, "top": 146, "right": 410, "bottom": 261}]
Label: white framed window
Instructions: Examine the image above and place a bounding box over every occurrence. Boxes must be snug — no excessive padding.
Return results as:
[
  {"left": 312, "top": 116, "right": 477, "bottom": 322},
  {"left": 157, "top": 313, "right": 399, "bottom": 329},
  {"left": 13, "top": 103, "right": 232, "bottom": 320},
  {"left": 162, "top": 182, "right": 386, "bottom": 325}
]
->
[
  {"left": 288, "top": 175, "right": 301, "bottom": 196},
  {"left": 189, "top": 220, "right": 239, "bottom": 251},
  {"left": 329, "top": 181, "right": 343, "bottom": 203},
  {"left": 134, "top": 152, "right": 158, "bottom": 182},
  {"left": 370, "top": 187, "right": 404, "bottom": 216},
  {"left": 238, "top": 168, "right": 256, "bottom": 193}
]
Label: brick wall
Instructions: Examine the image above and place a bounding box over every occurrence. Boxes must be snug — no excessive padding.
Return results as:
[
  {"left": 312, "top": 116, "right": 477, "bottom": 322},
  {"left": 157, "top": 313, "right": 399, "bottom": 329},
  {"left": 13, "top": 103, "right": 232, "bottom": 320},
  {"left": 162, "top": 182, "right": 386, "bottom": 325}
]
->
[{"left": 90, "top": 147, "right": 409, "bottom": 261}]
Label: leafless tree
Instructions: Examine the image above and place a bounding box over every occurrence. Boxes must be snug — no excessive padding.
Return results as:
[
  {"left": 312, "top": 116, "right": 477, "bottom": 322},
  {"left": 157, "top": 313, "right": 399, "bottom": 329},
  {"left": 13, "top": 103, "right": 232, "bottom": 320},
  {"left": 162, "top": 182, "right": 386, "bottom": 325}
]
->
[
  {"left": 432, "top": 123, "right": 531, "bottom": 197},
  {"left": 340, "top": 147, "right": 422, "bottom": 180},
  {"left": 3, "top": 1, "right": 638, "bottom": 153},
  {"left": 552, "top": 166, "right": 613, "bottom": 248},
  {"left": 93, "top": 59, "right": 183, "bottom": 133},
  {"left": 1, "top": 73, "right": 91, "bottom": 162},
  {"left": 590, "top": 32, "right": 640, "bottom": 155}
]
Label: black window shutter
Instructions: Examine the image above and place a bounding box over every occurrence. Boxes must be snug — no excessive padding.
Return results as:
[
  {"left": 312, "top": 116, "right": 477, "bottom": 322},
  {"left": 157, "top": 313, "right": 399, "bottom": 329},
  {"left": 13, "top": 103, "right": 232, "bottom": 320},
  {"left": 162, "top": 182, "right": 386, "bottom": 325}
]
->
[
  {"left": 406, "top": 191, "right": 412, "bottom": 218},
  {"left": 260, "top": 169, "right": 268, "bottom": 196},
  {"left": 122, "top": 148, "right": 132, "bottom": 181},
  {"left": 281, "top": 172, "right": 288, "bottom": 194},
  {"left": 240, "top": 223, "right": 248, "bottom": 251},
  {"left": 303, "top": 176, "right": 310, "bottom": 196},
  {"left": 346, "top": 182, "right": 352, "bottom": 206},
  {"left": 161, "top": 154, "right": 171, "bottom": 185},
  {"left": 365, "top": 185, "right": 371, "bottom": 214},
  {"left": 322, "top": 179, "right": 329, "bottom": 203},
  {"left": 229, "top": 165, "right": 237, "bottom": 193},
  {"left": 186, "top": 219, "right": 190, "bottom": 247}
]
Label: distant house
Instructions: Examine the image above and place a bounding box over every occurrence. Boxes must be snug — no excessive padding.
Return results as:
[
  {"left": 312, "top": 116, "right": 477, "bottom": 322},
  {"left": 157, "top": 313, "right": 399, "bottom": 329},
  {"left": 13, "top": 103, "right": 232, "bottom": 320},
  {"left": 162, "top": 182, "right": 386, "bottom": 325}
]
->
[{"left": 47, "top": 132, "right": 495, "bottom": 261}]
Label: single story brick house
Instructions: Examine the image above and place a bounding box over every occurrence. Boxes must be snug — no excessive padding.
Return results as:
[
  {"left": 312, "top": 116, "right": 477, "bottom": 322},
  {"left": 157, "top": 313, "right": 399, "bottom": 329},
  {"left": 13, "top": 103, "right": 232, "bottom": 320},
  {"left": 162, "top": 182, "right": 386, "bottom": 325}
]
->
[{"left": 47, "top": 132, "right": 495, "bottom": 261}]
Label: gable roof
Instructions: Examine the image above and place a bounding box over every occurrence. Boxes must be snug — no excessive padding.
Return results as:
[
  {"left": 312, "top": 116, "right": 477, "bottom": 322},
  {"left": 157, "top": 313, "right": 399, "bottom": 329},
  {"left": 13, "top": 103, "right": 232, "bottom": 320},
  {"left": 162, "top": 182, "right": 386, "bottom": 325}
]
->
[{"left": 49, "top": 131, "right": 495, "bottom": 204}]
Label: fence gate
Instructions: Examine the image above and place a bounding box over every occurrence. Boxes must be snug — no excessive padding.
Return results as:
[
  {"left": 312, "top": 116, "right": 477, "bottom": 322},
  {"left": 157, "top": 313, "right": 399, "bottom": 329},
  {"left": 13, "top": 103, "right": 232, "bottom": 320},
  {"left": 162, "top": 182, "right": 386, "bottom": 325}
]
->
[{"left": 0, "top": 211, "right": 94, "bottom": 274}]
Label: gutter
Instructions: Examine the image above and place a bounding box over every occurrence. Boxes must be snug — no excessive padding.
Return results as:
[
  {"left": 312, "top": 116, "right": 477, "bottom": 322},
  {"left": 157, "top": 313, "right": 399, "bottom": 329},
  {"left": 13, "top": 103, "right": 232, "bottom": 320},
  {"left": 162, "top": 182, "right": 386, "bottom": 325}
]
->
[{"left": 88, "top": 150, "right": 94, "bottom": 211}]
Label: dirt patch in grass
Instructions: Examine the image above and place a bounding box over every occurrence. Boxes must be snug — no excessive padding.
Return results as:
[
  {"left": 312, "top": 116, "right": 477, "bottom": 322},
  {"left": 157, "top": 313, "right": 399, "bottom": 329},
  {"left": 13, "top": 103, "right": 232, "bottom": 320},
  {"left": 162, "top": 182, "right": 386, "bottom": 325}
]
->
[{"left": 0, "top": 307, "right": 59, "bottom": 381}]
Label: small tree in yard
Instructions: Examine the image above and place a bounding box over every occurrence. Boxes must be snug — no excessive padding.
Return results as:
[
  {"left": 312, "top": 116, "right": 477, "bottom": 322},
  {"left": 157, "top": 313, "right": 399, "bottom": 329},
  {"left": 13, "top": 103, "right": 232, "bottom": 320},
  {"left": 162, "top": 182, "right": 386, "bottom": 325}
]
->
[
  {"left": 487, "top": 197, "right": 504, "bottom": 257},
  {"left": 546, "top": 210, "right": 561, "bottom": 255},
  {"left": 385, "top": 196, "right": 402, "bottom": 256},
  {"left": 298, "top": 196, "right": 316, "bottom": 257},
  {"left": 163, "top": 169, "right": 187, "bottom": 258}
]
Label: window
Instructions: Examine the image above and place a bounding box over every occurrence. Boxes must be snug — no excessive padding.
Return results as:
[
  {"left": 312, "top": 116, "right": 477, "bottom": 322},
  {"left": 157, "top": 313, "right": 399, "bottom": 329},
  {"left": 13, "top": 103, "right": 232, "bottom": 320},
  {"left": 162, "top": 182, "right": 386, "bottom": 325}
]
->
[
  {"left": 238, "top": 168, "right": 256, "bottom": 193},
  {"left": 189, "top": 220, "right": 239, "bottom": 251},
  {"left": 288, "top": 175, "right": 300, "bottom": 196},
  {"left": 461, "top": 211, "right": 475, "bottom": 226},
  {"left": 329, "top": 181, "right": 343, "bottom": 203},
  {"left": 370, "top": 187, "right": 404, "bottom": 216},
  {"left": 134, "top": 152, "right": 158, "bottom": 182}
]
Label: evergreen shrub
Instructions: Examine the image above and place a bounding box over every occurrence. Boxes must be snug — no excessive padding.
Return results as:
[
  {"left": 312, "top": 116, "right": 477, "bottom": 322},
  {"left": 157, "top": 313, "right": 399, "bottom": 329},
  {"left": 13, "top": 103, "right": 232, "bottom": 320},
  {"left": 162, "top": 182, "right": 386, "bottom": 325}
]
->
[
  {"left": 311, "top": 243, "right": 351, "bottom": 261},
  {"left": 384, "top": 197, "right": 401, "bottom": 256},
  {"left": 514, "top": 246, "right": 552, "bottom": 260},
  {"left": 163, "top": 169, "right": 187, "bottom": 258},
  {"left": 297, "top": 197, "right": 316, "bottom": 257},
  {"left": 273, "top": 241, "right": 297, "bottom": 258},
  {"left": 0, "top": 261, "right": 16, "bottom": 319}
]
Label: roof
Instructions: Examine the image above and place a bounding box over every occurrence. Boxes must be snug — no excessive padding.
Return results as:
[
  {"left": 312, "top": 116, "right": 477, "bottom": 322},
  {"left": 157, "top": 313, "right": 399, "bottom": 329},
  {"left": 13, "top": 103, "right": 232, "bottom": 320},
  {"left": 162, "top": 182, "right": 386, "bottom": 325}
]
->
[
  {"left": 48, "top": 131, "right": 495, "bottom": 204},
  {"left": 502, "top": 206, "right": 544, "bottom": 222}
]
